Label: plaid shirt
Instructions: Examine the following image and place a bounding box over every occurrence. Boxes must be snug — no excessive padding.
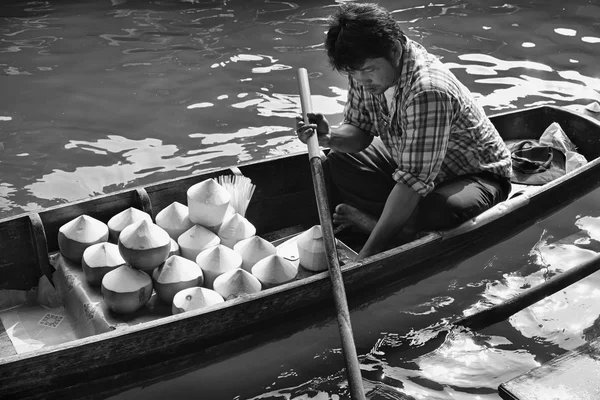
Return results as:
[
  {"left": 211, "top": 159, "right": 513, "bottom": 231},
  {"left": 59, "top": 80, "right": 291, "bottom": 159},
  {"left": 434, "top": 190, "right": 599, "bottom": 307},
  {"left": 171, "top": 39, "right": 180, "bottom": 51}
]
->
[{"left": 343, "top": 38, "right": 512, "bottom": 196}]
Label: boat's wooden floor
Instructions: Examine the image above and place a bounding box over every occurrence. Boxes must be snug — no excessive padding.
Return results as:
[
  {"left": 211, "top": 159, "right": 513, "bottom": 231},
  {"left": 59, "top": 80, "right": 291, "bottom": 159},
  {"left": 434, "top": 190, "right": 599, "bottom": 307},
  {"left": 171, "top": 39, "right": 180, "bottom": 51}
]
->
[{"left": 499, "top": 335, "right": 600, "bottom": 400}]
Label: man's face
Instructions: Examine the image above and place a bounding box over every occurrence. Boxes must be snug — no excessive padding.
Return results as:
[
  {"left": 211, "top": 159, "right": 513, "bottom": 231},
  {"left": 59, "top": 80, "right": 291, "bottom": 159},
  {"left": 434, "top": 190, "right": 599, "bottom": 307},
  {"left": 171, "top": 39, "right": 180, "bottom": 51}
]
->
[{"left": 348, "top": 56, "right": 399, "bottom": 95}]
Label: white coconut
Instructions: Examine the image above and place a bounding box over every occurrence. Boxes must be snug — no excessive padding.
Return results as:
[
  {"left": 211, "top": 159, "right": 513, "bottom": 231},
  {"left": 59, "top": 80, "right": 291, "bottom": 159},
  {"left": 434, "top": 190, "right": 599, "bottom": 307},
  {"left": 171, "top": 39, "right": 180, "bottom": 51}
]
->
[
  {"left": 82, "top": 242, "right": 127, "bottom": 287},
  {"left": 168, "top": 238, "right": 180, "bottom": 257},
  {"left": 207, "top": 204, "right": 235, "bottom": 230},
  {"left": 172, "top": 287, "right": 224, "bottom": 315},
  {"left": 224, "top": 204, "right": 236, "bottom": 219},
  {"left": 101, "top": 265, "right": 153, "bottom": 314},
  {"left": 217, "top": 213, "right": 256, "bottom": 248},
  {"left": 58, "top": 215, "right": 109, "bottom": 263},
  {"left": 585, "top": 101, "right": 600, "bottom": 113},
  {"left": 296, "top": 225, "right": 329, "bottom": 272},
  {"left": 195, "top": 244, "right": 242, "bottom": 289},
  {"left": 251, "top": 255, "right": 298, "bottom": 288},
  {"left": 155, "top": 201, "right": 194, "bottom": 240},
  {"left": 177, "top": 224, "right": 220, "bottom": 261},
  {"left": 233, "top": 236, "right": 277, "bottom": 272},
  {"left": 118, "top": 219, "right": 171, "bottom": 272},
  {"left": 187, "top": 179, "right": 231, "bottom": 228},
  {"left": 213, "top": 268, "right": 261, "bottom": 300},
  {"left": 107, "top": 207, "right": 152, "bottom": 243},
  {"left": 152, "top": 255, "right": 203, "bottom": 304}
]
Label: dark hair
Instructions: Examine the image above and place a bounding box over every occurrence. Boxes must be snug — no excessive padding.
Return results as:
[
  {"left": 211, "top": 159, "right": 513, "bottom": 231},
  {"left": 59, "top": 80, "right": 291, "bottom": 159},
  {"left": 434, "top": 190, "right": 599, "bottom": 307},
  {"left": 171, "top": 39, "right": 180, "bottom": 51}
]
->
[{"left": 325, "top": 3, "right": 406, "bottom": 73}]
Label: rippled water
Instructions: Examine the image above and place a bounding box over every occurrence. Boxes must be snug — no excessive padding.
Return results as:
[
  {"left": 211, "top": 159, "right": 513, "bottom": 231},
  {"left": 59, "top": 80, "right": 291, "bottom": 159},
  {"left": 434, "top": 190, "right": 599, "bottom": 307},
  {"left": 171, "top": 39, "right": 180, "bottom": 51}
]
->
[{"left": 2, "top": 0, "right": 600, "bottom": 399}]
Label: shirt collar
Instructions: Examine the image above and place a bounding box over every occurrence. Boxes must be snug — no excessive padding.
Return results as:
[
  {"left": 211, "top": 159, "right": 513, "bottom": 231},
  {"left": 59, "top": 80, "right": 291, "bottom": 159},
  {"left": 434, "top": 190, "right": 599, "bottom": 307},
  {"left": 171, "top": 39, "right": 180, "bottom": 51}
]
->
[{"left": 395, "top": 37, "right": 415, "bottom": 92}]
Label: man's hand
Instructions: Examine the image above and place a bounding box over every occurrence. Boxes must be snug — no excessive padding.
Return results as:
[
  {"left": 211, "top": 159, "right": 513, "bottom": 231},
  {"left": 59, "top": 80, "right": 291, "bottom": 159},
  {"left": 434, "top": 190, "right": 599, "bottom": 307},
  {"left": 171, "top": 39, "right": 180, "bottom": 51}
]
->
[{"left": 296, "top": 112, "right": 331, "bottom": 147}]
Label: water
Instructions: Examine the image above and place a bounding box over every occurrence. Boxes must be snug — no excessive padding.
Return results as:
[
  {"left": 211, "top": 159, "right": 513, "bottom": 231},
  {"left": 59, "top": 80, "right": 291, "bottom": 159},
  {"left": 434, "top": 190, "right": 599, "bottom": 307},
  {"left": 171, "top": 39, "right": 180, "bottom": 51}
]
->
[{"left": 2, "top": 0, "right": 600, "bottom": 398}]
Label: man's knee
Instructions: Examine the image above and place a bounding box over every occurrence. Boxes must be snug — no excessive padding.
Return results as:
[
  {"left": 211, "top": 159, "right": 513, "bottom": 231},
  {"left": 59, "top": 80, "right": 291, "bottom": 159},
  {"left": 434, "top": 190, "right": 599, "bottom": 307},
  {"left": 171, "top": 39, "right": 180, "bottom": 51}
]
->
[{"left": 416, "top": 187, "right": 494, "bottom": 232}]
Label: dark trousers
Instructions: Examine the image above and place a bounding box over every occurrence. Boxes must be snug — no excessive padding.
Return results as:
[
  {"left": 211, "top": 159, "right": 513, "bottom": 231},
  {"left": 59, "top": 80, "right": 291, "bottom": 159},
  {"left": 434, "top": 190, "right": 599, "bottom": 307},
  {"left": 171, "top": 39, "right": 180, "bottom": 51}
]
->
[{"left": 326, "top": 137, "right": 511, "bottom": 234}]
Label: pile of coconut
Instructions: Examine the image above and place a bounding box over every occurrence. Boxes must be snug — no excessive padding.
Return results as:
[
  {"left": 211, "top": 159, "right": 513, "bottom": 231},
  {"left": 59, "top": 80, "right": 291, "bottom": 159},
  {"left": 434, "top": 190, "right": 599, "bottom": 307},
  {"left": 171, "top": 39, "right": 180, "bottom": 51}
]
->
[{"left": 57, "top": 177, "right": 329, "bottom": 316}]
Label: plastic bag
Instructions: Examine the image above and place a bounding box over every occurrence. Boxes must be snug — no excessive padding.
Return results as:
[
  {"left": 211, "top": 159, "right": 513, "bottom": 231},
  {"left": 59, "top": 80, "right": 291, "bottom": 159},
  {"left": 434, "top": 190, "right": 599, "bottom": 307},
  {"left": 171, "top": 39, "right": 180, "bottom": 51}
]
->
[
  {"left": 36, "top": 275, "right": 63, "bottom": 308},
  {"left": 566, "top": 150, "right": 588, "bottom": 173},
  {"left": 539, "top": 122, "right": 578, "bottom": 154}
]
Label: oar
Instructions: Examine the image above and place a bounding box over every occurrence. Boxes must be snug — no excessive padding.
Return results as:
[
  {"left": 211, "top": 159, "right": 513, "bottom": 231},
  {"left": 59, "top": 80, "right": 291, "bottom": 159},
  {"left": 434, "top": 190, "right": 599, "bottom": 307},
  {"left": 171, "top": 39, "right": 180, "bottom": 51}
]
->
[
  {"left": 297, "top": 68, "right": 366, "bottom": 400},
  {"left": 374, "top": 250, "right": 600, "bottom": 357},
  {"left": 455, "top": 250, "right": 600, "bottom": 331}
]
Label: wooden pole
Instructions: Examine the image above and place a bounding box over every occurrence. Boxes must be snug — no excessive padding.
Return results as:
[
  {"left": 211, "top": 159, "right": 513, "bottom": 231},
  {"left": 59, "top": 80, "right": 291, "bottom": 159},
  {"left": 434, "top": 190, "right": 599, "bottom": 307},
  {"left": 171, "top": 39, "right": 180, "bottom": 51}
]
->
[
  {"left": 297, "top": 68, "right": 366, "bottom": 400},
  {"left": 375, "top": 251, "right": 600, "bottom": 358},
  {"left": 455, "top": 251, "right": 600, "bottom": 331}
]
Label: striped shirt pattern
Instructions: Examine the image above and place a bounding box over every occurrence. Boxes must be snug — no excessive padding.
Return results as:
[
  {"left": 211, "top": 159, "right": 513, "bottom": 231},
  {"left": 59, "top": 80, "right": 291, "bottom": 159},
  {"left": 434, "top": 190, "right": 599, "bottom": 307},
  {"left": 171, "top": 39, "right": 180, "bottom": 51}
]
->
[{"left": 342, "top": 39, "right": 512, "bottom": 196}]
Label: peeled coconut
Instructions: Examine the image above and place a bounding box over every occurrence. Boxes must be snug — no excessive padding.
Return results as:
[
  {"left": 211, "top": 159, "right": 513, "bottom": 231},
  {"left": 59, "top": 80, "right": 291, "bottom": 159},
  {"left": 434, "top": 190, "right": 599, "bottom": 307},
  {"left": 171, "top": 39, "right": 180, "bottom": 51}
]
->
[
  {"left": 82, "top": 242, "right": 127, "bottom": 287},
  {"left": 107, "top": 207, "right": 152, "bottom": 243},
  {"left": 177, "top": 224, "right": 220, "bottom": 261},
  {"left": 195, "top": 244, "right": 242, "bottom": 289},
  {"left": 296, "top": 225, "right": 329, "bottom": 272},
  {"left": 233, "top": 236, "right": 277, "bottom": 272},
  {"left": 251, "top": 255, "right": 297, "bottom": 288},
  {"left": 58, "top": 215, "right": 109, "bottom": 263},
  {"left": 187, "top": 179, "right": 231, "bottom": 229},
  {"left": 152, "top": 255, "right": 203, "bottom": 304},
  {"left": 118, "top": 219, "right": 171, "bottom": 272},
  {"left": 213, "top": 268, "right": 261, "bottom": 300},
  {"left": 168, "top": 238, "right": 180, "bottom": 257},
  {"left": 224, "top": 204, "right": 236, "bottom": 219},
  {"left": 155, "top": 201, "right": 194, "bottom": 240},
  {"left": 172, "top": 286, "right": 224, "bottom": 315},
  {"left": 101, "top": 265, "right": 153, "bottom": 314},
  {"left": 217, "top": 213, "right": 256, "bottom": 248}
]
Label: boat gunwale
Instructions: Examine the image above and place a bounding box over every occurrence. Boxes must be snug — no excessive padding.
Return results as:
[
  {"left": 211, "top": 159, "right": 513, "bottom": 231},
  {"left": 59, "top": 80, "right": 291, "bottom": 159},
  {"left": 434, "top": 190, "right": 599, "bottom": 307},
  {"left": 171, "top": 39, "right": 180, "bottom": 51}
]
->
[{"left": 0, "top": 153, "right": 298, "bottom": 225}]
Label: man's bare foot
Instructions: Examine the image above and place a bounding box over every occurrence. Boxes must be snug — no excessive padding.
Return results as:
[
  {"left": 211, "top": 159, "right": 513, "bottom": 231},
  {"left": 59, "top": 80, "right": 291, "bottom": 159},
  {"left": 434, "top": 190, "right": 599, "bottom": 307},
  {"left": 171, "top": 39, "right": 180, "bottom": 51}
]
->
[{"left": 333, "top": 203, "right": 377, "bottom": 234}]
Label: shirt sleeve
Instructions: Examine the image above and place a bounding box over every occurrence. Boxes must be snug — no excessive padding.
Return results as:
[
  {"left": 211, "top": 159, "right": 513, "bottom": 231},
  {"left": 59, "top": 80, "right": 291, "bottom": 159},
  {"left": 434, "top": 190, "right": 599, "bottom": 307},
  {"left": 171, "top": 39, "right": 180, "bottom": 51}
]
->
[
  {"left": 392, "top": 89, "right": 453, "bottom": 196},
  {"left": 342, "top": 77, "right": 377, "bottom": 136}
]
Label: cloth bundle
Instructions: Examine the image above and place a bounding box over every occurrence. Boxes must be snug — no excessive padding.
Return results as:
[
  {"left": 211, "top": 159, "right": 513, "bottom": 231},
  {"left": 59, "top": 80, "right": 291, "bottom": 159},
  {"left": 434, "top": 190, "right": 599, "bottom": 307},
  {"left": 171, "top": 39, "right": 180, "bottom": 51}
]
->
[{"left": 508, "top": 122, "right": 587, "bottom": 185}]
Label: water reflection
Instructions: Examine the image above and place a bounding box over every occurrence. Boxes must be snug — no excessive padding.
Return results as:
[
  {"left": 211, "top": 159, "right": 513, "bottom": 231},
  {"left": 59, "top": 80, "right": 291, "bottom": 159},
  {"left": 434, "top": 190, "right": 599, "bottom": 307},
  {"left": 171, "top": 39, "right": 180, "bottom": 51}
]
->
[
  {"left": 4, "top": 0, "right": 599, "bottom": 218},
  {"left": 463, "top": 222, "right": 600, "bottom": 350},
  {"left": 20, "top": 126, "right": 298, "bottom": 203}
]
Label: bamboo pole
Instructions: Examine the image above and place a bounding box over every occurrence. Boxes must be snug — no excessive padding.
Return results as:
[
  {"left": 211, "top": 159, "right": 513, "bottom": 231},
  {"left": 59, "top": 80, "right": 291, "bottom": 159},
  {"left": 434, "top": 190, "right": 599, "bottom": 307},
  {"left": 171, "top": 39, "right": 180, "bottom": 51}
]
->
[{"left": 297, "top": 68, "right": 366, "bottom": 400}]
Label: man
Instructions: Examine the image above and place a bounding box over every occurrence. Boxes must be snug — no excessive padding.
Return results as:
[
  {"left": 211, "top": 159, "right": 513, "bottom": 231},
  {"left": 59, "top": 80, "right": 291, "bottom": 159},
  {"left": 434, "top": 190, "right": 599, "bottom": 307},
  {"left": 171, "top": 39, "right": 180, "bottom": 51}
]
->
[{"left": 296, "top": 3, "right": 512, "bottom": 260}]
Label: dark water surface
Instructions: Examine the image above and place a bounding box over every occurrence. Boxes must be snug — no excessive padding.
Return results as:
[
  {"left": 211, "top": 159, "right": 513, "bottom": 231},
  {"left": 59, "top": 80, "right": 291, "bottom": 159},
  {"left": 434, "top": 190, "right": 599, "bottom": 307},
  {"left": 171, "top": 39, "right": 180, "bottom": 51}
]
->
[{"left": 2, "top": 0, "right": 600, "bottom": 399}]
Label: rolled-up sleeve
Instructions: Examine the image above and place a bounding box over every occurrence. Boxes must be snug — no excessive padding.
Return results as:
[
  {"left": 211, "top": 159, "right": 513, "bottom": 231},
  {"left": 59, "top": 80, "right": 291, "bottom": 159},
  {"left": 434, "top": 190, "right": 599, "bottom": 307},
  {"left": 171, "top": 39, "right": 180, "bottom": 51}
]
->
[
  {"left": 342, "top": 78, "right": 377, "bottom": 136},
  {"left": 392, "top": 90, "right": 453, "bottom": 196}
]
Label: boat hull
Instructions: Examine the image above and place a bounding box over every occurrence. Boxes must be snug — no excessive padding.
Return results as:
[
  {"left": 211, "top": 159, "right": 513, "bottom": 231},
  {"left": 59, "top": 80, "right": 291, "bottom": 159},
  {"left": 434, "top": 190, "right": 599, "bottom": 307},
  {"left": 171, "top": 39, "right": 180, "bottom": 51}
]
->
[{"left": 2, "top": 105, "right": 600, "bottom": 398}]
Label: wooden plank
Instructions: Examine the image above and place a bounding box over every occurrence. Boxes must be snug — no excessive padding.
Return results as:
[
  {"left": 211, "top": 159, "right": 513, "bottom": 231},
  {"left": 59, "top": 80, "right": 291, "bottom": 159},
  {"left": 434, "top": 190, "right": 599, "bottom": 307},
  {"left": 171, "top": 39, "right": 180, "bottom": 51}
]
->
[
  {"left": 499, "top": 336, "right": 600, "bottom": 400},
  {"left": 0, "top": 217, "right": 40, "bottom": 290}
]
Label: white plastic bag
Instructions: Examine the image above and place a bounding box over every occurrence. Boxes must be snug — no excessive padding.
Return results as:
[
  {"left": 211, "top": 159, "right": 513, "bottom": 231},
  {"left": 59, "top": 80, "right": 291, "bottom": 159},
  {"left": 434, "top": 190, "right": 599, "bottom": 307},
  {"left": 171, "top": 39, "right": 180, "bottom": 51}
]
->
[
  {"left": 36, "top": 275, "right": 62, "bottom": 308},
  {"left": 539, "top": 122, "right": 577, "bottom": 154},
  {"left": 566, "top": 150, "right": 588, "bottom": 173}
]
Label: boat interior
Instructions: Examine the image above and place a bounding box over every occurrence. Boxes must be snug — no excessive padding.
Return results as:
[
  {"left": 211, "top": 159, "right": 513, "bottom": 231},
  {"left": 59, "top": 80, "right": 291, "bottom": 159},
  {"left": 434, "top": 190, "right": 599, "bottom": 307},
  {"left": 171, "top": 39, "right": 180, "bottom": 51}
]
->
[{"left": 1, "top": 105, "right": 600, "bottom": 366}]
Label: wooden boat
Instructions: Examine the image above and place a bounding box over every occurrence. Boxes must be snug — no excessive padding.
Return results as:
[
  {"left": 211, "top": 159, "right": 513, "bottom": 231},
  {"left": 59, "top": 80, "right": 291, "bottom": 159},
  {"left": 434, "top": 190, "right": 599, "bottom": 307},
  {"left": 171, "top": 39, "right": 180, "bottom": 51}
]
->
[
  {"left": 2, "top": 105, "right": 600, "bottom": 399},
  {"left": 499, "top": 335, "right": 600, "bottom": 400}
]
